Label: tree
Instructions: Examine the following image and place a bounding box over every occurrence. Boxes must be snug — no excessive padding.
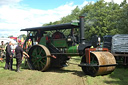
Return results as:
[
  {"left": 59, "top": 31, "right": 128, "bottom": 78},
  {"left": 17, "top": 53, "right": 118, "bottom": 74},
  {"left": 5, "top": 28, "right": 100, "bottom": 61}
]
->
[
  {"left": 120, "top": 0, "right": 127, "bottom": 7},
  {"left": 42, "top": 0, "right": 127, "bottom": 40},
  {"left": 60, "top": 6, "right": 80, "bottom": 24},
  {"left": 18, "top": 34, "right": 27, "bottom": 40},
  {"left": 83, "top": 0, "right": 109, "bottom": 39},
  {"left": 117, "top": 3, "right": 128, "bottom": 34},
  {"left": 8, "top": 35, "right": 13, "bottom": 38},
  {"left": 82, "top": 0, "right": 121, "bottom": 40}
]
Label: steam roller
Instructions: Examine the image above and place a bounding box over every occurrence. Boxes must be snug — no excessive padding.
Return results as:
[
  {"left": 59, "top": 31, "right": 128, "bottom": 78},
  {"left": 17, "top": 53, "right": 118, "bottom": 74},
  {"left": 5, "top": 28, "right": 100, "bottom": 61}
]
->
[
  {"left": 20, "top": 15, "right": 116, "bottom": 76},
  {"left": 80, "top": 48, "right": 116, "bottom": 76},
  {"left": 26, "top": 44, "right": 116, "bottom": 76}
]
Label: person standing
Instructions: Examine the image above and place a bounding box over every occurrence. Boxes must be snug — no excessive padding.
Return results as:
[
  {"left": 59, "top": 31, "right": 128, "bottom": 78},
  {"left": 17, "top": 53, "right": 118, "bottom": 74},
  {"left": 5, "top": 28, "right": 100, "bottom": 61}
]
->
[
  {"left": 0, "top": 41, "right": 5, "bottom": 58},
  {"left": 11, "top": 43, "right": 15, "bottom": 57},
  {"left": 27, "top": 39, "right": 32, "bottom": 49},
  {"left": 15, "top": 43, "right": 23, "bottom": 72},
  {"left": 5, "top": 41, "right": 13, "bottom": 70}
]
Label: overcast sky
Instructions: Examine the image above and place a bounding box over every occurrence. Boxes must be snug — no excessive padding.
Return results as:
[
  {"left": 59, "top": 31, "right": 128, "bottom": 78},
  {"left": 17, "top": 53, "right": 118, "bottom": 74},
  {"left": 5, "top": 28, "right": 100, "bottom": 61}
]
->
[{"left": 0, "top": 0, "right": 127, "bottom": 37}]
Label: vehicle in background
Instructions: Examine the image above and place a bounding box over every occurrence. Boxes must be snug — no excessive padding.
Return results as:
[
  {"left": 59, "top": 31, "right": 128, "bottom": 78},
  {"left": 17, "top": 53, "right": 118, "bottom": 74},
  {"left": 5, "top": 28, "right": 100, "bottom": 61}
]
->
[
  {"left": 10, "top": 37, "right": 17, "bottom": 42},
  {"left": 103, "top": 34, "right": 128, "bottom": 66},
  {"left": 0, "top": 38, "right": 17, "bottom": 47}
]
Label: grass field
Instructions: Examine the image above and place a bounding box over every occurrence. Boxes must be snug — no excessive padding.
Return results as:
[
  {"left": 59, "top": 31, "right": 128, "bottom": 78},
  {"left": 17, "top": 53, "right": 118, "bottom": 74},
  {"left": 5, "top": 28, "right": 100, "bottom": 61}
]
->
[{"left": 0, "top": 57, "right": 128, "bottom": 85}]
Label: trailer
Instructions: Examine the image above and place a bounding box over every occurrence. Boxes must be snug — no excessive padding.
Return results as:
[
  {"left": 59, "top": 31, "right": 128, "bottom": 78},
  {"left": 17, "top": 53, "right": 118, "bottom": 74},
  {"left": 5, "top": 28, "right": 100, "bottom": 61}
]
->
[{"left": 103, "top": 34, "right": 128, "bottom": 65}]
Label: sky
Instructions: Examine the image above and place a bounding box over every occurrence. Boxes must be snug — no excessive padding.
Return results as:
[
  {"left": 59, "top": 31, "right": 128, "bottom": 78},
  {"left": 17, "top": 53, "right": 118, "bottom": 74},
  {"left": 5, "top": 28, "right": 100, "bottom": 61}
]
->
[{"left": 0, "top": 0, "right": 127, "bottom": 37}]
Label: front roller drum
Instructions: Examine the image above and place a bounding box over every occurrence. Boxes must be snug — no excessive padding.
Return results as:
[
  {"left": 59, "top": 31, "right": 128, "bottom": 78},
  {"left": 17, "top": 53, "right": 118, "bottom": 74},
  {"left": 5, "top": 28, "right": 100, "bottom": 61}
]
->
[
  {"left": 81, "top": 52, "right": 116, "bottom": 76},
  {"left": 27, "top": 44, "right": 51, "bottom": 71}
]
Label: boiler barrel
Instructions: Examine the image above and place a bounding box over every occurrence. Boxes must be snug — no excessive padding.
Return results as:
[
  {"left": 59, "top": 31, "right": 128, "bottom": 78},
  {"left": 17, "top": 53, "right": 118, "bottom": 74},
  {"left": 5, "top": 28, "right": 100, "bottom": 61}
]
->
[{"left": 66, "top": 45, "right": 79, "bottom": 56}]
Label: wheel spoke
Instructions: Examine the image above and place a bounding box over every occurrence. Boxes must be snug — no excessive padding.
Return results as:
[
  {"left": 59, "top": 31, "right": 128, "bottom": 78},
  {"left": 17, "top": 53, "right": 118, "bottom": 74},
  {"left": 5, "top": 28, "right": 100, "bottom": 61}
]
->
[
  {"left": 39, "top": 61, "right": 44, "bottom": 67},
  {"left": 37, "top": 62, "right": 40, "bottom": 70},
  {"left": 42, "top": 58, "right": 47, "bottom": 63},
  {"left": 33, "top": 48, "right": 38, "bottom": 55},
  {"left": 33, "top": 60, "right": 37, "bottom": 65},
  {"left": 39, "top": 48, "right": 43, "bottom": 55},
  {"left": 40, "top": 61, "right": 45, "bottom": 66},
  {"left": 40, "top": 51, "right": 45, "bottom": 56},
  {"left": 37, "top": 47, "right": 41, "bottom": 54}
]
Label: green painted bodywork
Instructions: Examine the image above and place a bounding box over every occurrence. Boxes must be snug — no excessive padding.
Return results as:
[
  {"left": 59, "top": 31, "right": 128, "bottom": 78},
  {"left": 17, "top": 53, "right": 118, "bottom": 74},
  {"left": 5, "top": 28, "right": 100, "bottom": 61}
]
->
[
  {"left": 51, "top": 39, "right": 68, "bottom": 48},
  {"left": 39, "top": 37, "right": 46, "bottom": 46},
  {"left": 38, "top": 35, "right": 79, "bottom": 53},
  {"left": 67, "top": 45, "right": 78, "bottom": 53}
]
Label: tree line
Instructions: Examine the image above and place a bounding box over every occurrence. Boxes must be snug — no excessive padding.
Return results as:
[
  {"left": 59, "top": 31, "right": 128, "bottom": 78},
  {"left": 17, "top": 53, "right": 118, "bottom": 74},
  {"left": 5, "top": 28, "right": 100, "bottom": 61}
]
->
[{"left": 43, "top": 0, "right": 128, "bottom": 40}]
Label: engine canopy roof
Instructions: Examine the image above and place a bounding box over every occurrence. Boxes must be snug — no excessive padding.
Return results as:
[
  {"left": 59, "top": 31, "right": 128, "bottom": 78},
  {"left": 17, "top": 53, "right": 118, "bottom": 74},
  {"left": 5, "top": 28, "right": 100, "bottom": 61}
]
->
[{"left": 20, "top": 22, "right": 79, "bottom": 31}]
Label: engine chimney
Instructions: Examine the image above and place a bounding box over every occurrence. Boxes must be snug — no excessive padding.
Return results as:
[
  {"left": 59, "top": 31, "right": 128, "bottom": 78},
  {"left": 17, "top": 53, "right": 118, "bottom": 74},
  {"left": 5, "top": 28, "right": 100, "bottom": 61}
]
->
[{"left": 79, "top": 16, "right": 85, "bottom": 44}]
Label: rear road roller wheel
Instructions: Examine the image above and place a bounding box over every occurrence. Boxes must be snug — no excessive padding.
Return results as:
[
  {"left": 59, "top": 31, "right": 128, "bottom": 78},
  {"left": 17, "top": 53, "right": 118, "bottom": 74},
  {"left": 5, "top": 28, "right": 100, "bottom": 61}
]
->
[
  {"left": 81, "top": 52, "right": 116, "bottom": 76},
  {"left": 28, "top": 44, "right": 51, "bottom": 71}
]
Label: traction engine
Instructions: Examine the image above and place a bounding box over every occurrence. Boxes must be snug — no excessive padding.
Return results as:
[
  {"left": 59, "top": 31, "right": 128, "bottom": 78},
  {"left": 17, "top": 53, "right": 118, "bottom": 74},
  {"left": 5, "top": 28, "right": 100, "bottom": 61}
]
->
[{"left": 21, "top": 16, "right": 116, "bottom": 76}]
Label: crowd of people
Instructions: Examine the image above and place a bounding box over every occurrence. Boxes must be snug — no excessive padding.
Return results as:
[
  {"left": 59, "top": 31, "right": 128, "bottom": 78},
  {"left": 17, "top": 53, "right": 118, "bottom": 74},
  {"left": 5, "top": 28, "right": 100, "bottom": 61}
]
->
[{"left": 0, "top": 41, "right": 23, "bottom": 72}]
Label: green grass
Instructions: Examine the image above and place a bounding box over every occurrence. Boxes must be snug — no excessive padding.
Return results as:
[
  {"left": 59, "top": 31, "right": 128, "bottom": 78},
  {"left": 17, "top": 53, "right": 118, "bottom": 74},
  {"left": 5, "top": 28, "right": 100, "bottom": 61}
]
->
[
  {"left": 0, "top": 57, "right": 128, "bottom": 85},
  {"left": 85, "top": 67, "right": 128, "bottom": 85},
  {"left": 67, "top": 57, "right": 128, "bottom": 85}
]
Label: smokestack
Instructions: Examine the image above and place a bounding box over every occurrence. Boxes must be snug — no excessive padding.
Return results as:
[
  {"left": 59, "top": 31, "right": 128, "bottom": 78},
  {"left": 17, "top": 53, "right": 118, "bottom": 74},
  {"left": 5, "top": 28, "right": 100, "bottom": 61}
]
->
[{"left": 79, "top": 16, "right": 85, "bottom": 44}]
